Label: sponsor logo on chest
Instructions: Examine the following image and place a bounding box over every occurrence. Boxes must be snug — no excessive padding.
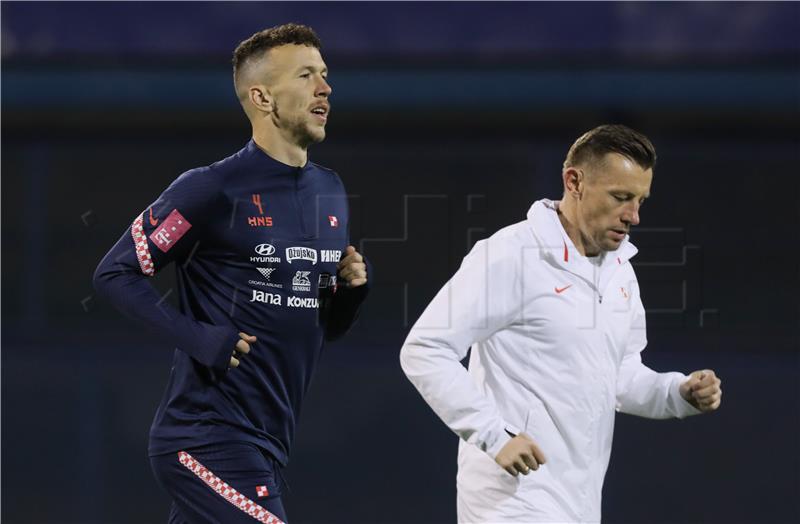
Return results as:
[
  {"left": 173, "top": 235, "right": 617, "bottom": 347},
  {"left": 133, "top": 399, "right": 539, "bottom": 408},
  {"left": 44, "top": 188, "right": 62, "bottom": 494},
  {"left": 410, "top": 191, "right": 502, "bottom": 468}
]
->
[
  {"left": 320, "top": 249, "right": 341, "bottom": 263},
  {"left": 249, "top": 289, "right": 318, "bottom": 308},
  {"left": 318, "top": 273, "right": 337, "bottom": 289},
  {"left": 286, "top": 247, "right": 317, "bottom": 265},
  {"left": 250, "top": 289, "right": 282, "bottom": 305},
  {"left": 251, "top": 243, "right": 281, "bottom": 263},
  {"left": 249, "top": 267, "right": 283, "bottom": 289},
  {"left": 257, "top": 267, "right": 277, "bottom": 280},
  {"left": 287, "top": 296, "right": 319, "bottom": 309},
  {"left": 292, "top": 271, "right": 312, "bottom": 292}
]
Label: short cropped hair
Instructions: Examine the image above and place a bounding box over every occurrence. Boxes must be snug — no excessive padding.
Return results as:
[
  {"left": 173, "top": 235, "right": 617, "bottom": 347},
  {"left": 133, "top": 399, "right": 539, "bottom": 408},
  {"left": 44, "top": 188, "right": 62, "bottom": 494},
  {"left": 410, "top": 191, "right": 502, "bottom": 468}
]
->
[
  {"left": 232, "top": 23, "right": 322, "bottom": 85},
  {"left": 564, "top": 124, "right": 657, "bottom": 171}
]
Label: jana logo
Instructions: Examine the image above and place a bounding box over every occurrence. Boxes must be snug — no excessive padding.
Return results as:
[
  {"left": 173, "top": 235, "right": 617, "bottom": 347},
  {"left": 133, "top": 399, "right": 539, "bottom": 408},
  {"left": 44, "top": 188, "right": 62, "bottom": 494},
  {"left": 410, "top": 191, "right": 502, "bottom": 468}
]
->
[{"left": 255, "top": 243, "right": 276, "bottom": 256}]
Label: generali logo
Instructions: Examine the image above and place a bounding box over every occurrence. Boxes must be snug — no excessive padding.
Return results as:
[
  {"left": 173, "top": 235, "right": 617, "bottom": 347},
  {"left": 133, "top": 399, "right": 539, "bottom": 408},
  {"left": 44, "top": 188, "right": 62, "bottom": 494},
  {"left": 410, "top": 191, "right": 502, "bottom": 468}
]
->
[{"left": 292, "top": 270, "right": 312, "bottom": 292}]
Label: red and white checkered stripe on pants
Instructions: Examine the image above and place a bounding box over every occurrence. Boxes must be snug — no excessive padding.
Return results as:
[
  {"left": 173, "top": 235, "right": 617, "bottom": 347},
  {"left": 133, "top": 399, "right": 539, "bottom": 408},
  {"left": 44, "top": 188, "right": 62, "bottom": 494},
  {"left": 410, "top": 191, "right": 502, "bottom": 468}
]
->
[{"left": 178, "top": 451, "right": 284, "bottom": 524}]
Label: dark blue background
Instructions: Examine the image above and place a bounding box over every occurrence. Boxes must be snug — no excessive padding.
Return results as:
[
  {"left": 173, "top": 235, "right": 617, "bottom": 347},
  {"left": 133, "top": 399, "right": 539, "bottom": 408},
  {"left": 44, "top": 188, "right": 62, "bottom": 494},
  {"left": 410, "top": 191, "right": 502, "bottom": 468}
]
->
[{"left": 2, "top": 2, "right": 798, "bottom": 523}]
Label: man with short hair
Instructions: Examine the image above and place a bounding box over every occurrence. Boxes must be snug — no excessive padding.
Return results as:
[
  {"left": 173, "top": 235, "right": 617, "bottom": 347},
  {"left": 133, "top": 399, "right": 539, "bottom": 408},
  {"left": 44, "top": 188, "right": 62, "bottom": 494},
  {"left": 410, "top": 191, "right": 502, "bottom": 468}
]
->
[
  {"left": 400, "top": 125, "right": 722, "bottom": 523},
  {"left": 94, "top": 23, "right": 368, "bottom": 523}
]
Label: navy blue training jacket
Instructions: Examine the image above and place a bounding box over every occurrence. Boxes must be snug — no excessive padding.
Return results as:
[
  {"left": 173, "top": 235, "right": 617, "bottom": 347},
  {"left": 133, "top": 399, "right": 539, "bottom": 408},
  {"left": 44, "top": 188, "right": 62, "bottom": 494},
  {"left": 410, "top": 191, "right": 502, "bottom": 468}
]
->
[{"left": 94, "top": 140, "right": 369, "bottom": 466}]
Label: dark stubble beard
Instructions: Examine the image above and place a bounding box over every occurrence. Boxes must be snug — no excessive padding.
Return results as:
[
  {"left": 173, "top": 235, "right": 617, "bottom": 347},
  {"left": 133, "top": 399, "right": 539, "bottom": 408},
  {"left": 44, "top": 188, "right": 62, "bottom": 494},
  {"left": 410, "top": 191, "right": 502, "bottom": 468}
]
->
[{"left": 272, "top": 103, "right": 325, "bottom": 149}]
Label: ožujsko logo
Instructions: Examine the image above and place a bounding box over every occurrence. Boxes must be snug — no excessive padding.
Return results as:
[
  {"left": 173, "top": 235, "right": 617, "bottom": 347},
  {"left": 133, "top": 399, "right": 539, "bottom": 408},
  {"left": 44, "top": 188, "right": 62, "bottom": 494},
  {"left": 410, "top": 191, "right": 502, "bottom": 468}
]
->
[{"left": 285, "top": 247, "right": 317, "bottom": 265}]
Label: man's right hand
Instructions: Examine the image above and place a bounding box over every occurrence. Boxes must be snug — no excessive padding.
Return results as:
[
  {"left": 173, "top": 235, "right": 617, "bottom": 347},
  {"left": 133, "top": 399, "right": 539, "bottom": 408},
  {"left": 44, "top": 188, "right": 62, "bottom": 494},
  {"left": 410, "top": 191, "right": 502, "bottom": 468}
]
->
[
  {"left": 230, "top": 332, "right": 256, "bottom": 369},
  {"left": 495, "top": 433, "right": 547, "bottom": 477}
]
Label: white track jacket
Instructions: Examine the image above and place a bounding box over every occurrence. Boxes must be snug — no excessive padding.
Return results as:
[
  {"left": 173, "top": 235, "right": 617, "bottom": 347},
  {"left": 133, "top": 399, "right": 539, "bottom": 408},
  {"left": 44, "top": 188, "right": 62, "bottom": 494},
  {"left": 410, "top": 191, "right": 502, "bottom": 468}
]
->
[{"left": 400, "top": 199, "right": 700, "bottom": 523}]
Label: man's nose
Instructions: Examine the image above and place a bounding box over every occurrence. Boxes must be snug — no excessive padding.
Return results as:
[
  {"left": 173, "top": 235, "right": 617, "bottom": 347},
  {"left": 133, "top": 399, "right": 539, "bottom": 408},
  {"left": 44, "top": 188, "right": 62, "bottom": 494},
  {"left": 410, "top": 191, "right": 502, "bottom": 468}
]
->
[
  {"left": 622, "top": 203, "right": 641, "bottom": 226},
  {"left": 317, "top": 77, "right": 332, "bottom": 97}
]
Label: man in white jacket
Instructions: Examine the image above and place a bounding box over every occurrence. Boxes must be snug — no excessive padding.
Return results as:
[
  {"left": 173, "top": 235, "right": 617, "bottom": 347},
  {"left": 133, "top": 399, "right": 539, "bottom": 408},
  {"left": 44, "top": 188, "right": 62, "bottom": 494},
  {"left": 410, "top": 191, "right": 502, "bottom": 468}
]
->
[{"left": 400, "top": 125, "right": 722, "bottom": 523}]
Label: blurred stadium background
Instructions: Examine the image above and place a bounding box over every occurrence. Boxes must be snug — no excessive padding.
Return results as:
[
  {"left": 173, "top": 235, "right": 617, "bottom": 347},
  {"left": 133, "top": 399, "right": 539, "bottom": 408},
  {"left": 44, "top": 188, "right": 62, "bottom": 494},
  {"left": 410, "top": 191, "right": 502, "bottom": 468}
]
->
[{"left": 2, "top": 2, "right": 798, "bottom": 523}]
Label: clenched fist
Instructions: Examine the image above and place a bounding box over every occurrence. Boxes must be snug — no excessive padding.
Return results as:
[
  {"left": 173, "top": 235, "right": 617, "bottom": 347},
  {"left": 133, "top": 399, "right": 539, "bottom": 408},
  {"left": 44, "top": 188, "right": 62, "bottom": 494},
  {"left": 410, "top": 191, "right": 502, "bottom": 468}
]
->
[
  {"left": 230, "top": 332, "right": 256, "bottom": 369},
  {"left": 680, "top": 369, "right": 722, "bottom": 412},
  {"left": 337, "top": 245, "right": 367, "bottom": 288},
  {"left": 495, "top": 433, "right": 547, "bottom": 477}
]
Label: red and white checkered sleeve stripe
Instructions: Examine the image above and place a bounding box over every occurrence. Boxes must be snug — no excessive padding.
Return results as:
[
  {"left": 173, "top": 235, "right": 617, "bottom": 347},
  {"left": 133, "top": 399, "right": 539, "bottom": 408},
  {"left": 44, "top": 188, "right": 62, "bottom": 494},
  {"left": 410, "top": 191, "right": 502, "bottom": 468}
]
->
[{"left": 131, "top": 212, "right": 155, "bottom": 276}]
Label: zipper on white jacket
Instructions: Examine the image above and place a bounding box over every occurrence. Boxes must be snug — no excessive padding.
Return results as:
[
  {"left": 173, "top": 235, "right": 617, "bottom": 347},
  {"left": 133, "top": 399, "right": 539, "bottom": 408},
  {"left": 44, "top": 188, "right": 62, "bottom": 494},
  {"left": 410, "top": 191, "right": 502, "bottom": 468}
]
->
[{"left": 547, "top": 252, "right": 606, "bottom": 303}]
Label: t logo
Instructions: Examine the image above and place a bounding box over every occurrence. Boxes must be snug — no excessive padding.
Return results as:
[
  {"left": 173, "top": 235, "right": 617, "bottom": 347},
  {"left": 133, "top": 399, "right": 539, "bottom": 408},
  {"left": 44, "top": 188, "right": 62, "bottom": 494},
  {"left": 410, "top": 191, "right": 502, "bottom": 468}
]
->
[
  {"left": 153, "top": 228, "right": 172, "bottom": 246},
  {"left": 148, "top": 209, "right": 191, "bottom": 253}
]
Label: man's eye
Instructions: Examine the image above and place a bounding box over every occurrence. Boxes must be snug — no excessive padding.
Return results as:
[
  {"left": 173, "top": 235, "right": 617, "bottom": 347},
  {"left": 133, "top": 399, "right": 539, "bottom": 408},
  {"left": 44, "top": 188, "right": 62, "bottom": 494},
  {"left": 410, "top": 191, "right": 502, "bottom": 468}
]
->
[
  {"left": 300, "top": 73, "right": 310, "bottom": 78},
  {"left": 613, "top": 195, "right": 627, "bottom": 202}
]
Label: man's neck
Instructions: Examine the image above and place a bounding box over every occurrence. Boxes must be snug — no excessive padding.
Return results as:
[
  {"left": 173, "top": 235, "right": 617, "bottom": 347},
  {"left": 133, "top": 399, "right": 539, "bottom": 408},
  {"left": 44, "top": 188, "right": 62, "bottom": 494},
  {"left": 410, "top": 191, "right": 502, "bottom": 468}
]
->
[
  {"left": 252, "top": 128, "right": 308, "bottom": 168},
  {"left": 556, "top": 199, "right": 597, "bottom": 257}
]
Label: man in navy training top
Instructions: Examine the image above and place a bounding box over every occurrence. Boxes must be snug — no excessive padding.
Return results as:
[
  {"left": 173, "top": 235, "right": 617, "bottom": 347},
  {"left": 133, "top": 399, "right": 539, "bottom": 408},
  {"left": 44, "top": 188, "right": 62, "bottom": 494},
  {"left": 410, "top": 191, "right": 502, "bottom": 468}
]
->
[{"left": 94, "top": 24, "right": 368, "bottom": 524}]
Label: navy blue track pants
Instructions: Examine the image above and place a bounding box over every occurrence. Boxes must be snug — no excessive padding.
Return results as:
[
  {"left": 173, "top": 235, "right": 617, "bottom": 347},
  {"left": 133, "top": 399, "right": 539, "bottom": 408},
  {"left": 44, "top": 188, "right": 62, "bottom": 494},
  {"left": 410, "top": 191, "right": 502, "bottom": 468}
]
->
[{"left": 150, "top": 442, "right": 288, "bottom": 524}]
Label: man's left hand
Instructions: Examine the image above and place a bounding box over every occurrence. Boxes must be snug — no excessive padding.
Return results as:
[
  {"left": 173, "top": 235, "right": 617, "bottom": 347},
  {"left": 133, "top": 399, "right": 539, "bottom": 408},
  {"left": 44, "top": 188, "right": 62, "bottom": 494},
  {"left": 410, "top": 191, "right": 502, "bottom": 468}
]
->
[
  {"left": 337, "top": 245, "right": 368, "bottom": 288},
  {"left": 680, "top": 369, "right": 722, "bottom": 412}
]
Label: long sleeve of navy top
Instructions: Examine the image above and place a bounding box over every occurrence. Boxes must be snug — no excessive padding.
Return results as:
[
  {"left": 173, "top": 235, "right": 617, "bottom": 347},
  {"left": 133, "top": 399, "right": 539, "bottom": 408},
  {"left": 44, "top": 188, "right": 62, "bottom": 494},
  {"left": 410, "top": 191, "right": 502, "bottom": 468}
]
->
[{"left": 93, "top": 140, "right": 370, "bottom": 465}]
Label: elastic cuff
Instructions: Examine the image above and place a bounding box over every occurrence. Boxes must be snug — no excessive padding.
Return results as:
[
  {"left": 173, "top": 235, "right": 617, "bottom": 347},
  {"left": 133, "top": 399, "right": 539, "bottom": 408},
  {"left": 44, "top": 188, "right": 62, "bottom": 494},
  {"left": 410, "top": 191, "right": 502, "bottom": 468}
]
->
[
  {"left": 211, "top": 328, "right": 243, "bottom": 374},
  {"left": 485, "top": 425, "right": 515, "bottom": 459},
  {"left": 671, "top": 373, "right": 703, "bottom": 418}
]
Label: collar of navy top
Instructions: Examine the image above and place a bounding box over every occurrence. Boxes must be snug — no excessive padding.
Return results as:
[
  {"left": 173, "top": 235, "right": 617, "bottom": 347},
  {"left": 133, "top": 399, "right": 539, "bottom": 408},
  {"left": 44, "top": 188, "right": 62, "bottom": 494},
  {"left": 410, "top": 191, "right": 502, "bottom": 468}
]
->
[{"left": 243, "top": 139, "right": 316, "bottom": 174}]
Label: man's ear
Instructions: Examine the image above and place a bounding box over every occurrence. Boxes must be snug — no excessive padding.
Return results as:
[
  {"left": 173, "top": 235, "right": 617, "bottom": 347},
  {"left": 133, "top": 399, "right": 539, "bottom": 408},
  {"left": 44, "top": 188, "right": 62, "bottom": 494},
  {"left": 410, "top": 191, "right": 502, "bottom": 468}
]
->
[
  {"left": 248, "top": 86, "right": 273, "bottom": 114},
  {"left": 562, "top": 167, "right": 584, "bottom": 199}
]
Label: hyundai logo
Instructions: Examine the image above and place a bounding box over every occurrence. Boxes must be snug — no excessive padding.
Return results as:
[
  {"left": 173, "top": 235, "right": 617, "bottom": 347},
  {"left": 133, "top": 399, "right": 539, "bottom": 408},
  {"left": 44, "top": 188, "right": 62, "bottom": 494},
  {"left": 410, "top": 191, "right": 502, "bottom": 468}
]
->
[{"left": 254, "top": 243, "right": 276, "bottom": 256}]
